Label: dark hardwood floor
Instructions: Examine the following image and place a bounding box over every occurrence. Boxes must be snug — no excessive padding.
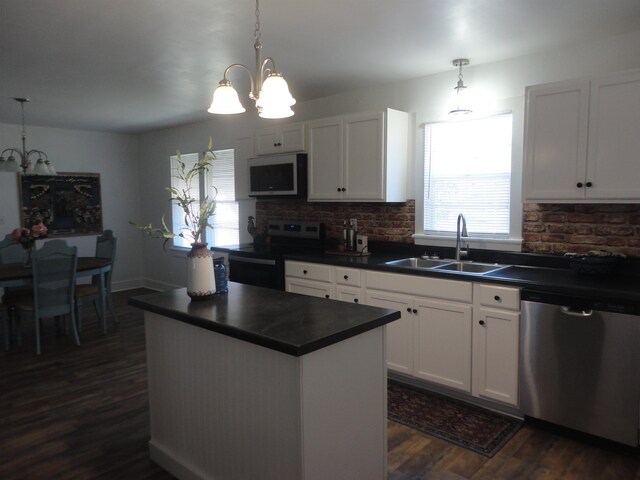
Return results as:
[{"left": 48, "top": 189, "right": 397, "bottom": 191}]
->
[{"left": 1, "top": 289, "right": 638, "bottom": 480}]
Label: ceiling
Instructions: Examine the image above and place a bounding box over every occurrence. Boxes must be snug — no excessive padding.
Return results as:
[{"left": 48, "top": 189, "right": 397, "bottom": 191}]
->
[{"left": 2, "top": 0, "right": 640, "bottom": 134}]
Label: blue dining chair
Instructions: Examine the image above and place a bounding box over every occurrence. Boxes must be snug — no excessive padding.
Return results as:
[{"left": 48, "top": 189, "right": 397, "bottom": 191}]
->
[
  {"left": 0, "top": 233, "right": 26, "bottom": 264},
  {"left": 13, "top": 240, "right": 80, "bottom": 355},
  {"left": 75, "top": 230, "right": 118, "bottom": 333},
  {"left": 0, "top": 233, "right": 29, "bottom": 348}
]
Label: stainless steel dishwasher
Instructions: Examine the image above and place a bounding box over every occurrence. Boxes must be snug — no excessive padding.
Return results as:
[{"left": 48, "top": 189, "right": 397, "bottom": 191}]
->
[{"left": 520, "top": 290, "right": 640, "bottom": 446}]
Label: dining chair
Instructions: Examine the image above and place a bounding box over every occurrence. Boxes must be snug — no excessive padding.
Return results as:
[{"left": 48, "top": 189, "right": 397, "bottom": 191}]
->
[
  {"left": 75, "top": 230, "right": 118, "bottom": 333},
  {"left": 13, "top": 240, "right": 80, "bottom": 355},
  {"left": 0, "top": 233, "right": 26, "bottom": 264}
]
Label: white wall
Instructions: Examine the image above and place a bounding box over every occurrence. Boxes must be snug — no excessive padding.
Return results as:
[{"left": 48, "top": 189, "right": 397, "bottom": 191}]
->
[
  {"left": 0, "top": 123, "right": 142, "bottom": 291},
  {"left": 135, "top": 28, "right": 640, "bottom": 288}
]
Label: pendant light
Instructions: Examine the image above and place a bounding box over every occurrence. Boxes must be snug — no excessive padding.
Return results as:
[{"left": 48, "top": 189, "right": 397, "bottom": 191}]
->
[
  {"left": 208, "top": 0, "right": 296, "bottom": 119},
  {"left": 0, "top": 98, "right": 56, "bottom": 175},
  {"left": 448, "top": 59, "right": 472, "bottom": 116}
]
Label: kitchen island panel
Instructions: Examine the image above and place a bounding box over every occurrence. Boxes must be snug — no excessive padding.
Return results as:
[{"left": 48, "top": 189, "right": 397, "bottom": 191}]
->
[{"left": 145, "top": 310, "right": 388, "bottom": 480}]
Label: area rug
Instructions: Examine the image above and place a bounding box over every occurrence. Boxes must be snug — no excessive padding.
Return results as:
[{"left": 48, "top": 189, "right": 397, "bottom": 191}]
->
[{"left": 387, "top": 380, "right": 523, "bottom": 457}]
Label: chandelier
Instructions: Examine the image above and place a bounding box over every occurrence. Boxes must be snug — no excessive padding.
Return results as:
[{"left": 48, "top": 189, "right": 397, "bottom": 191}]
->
[
  {"left": 449, "top": 58, "right": 472, "bottom": 116},
  {"left": 207, "top": 0, "right": 296, "bottom": 119},
  {"left": 0, "top": 98, "right": 56, "bottom": 175}
]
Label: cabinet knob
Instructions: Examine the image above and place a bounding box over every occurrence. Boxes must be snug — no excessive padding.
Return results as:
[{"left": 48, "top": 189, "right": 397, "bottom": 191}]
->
[
  {"left": 303, "top": 270, "right": 308, "bottom": 274},
  {"left": 479, "top": 320, "right": 485, "bottom": 326},
  {"left": 494, "top": 295, "right": 501, "bottom": 302},
  {"left": 325, "top": 294, "right": 330, "bottom": 299},
  {"left": 586, "top": 181, "right": 593, "bottom": 187},
  {"left": 412, "top": 309, "right": 418, "bottom": 314},
  {"left": 406, "top": 307, "right": 412, "bottom": 313},
  {"left": 576, "top": 182, "right": 583, "bottom": 188},
  {"left": 354, "top": 298, "right": 359, "bottom": 303},
  {"left": 344, "top": 275, "right": 349, "bottom": 280},
  {"left": 337, "top": 187, "right": 341, "bottom": 192},
  {"left": 341, "top": 188, "right": 346, "bottom": 192}
]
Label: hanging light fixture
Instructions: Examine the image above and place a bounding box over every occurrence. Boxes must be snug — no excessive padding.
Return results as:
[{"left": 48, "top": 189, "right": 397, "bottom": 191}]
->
[
  {"left": 448, "top": 58, "right": 472, "bottom": 116},
  {"left": 0, "top": 98, "right": 56, "bottom": 175},
  {"left": 207, "top": 0, "right": 296, "bottom": 119}
]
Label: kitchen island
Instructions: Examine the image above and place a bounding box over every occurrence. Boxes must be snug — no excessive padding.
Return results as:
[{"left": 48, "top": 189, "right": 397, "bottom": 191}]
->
[{"left": 129, "top": 283, "right": 400, "bottom": 480}]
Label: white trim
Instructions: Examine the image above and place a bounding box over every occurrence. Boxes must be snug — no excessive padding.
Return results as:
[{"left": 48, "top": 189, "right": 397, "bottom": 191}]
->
[{"left": 412, "top": 233, "right": 523, "bottom": 252}]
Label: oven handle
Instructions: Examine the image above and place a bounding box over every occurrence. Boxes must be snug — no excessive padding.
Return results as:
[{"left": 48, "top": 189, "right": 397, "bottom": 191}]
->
[{"left": 229, "top": 255, "right": 277, "bottom": 266}]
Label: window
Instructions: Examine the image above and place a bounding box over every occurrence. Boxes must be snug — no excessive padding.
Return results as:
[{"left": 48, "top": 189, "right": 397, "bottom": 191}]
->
[
  {"left": 423, "top": 114, "right": 513, "bottom": 239},
  {"left": 170, "top": 149, "right": 239, "bottom": 249},
  {"left": 205, "top": 149, "right": 239, "bottom": 247}
]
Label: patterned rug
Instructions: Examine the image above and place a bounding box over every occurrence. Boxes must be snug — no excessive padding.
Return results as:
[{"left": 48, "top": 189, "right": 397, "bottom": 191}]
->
[{"left": 387, "top": 380, "right": 523, "bottom": 457}]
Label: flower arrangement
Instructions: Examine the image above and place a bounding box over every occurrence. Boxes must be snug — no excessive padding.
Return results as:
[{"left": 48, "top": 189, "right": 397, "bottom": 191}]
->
[
  {"left": 11, "top": 223, "right": 48, "bottom": 250},
  {"left": 130, "top": 139, "right": 218, "bottom": 249}
]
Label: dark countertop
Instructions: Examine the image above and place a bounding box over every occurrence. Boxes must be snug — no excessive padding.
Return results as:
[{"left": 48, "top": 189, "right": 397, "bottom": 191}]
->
[
  {"left": 283, "top": 251, "right": 640, "bottom": 304},
  {"left": 128, "top": 283, "right": 400, "bottom": 357}
]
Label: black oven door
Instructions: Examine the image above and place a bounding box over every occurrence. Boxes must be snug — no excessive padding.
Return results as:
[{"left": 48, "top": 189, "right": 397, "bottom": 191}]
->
[{"left": 228, "top": 255, "right": 284, "bottom": 290}]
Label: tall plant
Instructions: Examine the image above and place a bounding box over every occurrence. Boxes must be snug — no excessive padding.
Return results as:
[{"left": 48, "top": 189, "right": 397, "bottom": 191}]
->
[{"left": 131, "top": 139, "right": 218, "bottom": 248}]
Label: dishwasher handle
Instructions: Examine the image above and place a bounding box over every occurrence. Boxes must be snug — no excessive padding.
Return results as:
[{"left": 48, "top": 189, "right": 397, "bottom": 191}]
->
[{"left": 561, "top": 306, "right": 593, "bottom": 317}]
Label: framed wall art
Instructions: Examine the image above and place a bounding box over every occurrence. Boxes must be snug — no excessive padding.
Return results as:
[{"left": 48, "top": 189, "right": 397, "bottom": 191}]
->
[{"left": 18, "top": 172, "right": 103, "bottom": 236}]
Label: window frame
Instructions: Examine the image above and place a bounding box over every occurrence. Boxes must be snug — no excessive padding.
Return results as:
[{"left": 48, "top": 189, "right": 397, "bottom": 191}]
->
[{"left": 413, "top": 108, "right": 524, "bottom": 252}]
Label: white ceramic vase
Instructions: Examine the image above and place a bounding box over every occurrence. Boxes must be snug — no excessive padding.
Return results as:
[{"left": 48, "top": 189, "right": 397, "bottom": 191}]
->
[{"left": 187, "top": 243, "right": 215, "bottom": 301}]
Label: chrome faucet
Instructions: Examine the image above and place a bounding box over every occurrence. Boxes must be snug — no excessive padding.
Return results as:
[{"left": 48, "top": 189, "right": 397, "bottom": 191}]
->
[{"left": 455, "top": 213, "right": 469, "bottom": 261}]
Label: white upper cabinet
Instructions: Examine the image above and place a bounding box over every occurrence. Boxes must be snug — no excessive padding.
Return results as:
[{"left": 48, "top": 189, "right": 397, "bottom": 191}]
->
[
  {"left": 524, "top": 69, "right": 640, "bottom": 202},
  {"left": 254, "top": 122, "right": 306, "bottom": 156},
  {"left": 307, "top": 109, "right": 409, "bottom": 202}
]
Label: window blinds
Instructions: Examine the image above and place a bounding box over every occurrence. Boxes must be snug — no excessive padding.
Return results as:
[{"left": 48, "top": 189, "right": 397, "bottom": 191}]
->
[{"left": 423, "top": 114, "right": 512, "bottom": 237}]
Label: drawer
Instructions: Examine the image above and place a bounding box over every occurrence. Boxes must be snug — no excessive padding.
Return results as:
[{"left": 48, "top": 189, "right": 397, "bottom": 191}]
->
[
  {"left": 335, "top": 267, "right": 361, "bottom": 287},
  {"left": 285, "top": 261, "right": 333, "bottom": 283},
  {"left": 365, "top": 270, "right": 472, "bottom": 303},
  {"left": 474, "top": 283, "right": 520, "bottom": 311}
]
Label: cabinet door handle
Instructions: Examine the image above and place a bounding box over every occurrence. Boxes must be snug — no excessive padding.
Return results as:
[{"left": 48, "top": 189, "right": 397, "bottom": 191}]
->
[
  {"left": 303, "top": 270, "right": 308, "bottom": 274},
  {"left": 586, "top": 181, "right": 593, "bottom": 187},
  {"left": 406, "top": 307, "right": 412, "bottom": 313},
  {"left": 576, "top": 182, "right": 583, "bottom": 188},
  {"left": 494, "top": 295, "right": 501, "bottom": 302},
  {"left": 341, "top": 188, "right": 346, "bottom": 192},
  {"left": 325, "top": 294, "right": 330, "bottom": 299},
  {"left": 412, "top": 309, "right": 418, "bottom": 314},
  {"left": 343, "top": 275, "right": 349, "bottom": 280},
  {"left": 354, "top": 298, "right": 359, "bottom": 303},
  {"left": 337, "top": 187, "right": 341, "bottom": 192},
  {"left": 479, "top": 320, "right": 485, "bottom": 326}
]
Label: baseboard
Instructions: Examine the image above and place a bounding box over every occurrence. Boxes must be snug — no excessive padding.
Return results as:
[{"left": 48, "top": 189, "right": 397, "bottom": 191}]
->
[
  {"left": 142, "top": 278, "right": 182, "bottom": 292},
  {"left": 149, "top": 441, "right": 208, "bottom": 480},
  {"left": 112, "top": 278, "right": 145, "bottom": 292}
]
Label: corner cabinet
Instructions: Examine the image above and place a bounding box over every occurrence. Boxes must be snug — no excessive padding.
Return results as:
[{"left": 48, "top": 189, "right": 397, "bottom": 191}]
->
[
  {"left": 254, "top": 122, "right": 305, "bottom": 156},
  {"left": 524, "top": 69, "right": 640, "bottom": 202},
  {"left": 307, "top": 109, "right": 409, "bottom": 202}
]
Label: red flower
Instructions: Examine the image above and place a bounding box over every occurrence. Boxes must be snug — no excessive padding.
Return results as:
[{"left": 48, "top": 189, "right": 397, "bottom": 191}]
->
[
  {"left": 11, "top": 227, "right": 30, "bottom": 241},
  {"left": 31, "top": 223, "right": 48, "bottom": 237}
]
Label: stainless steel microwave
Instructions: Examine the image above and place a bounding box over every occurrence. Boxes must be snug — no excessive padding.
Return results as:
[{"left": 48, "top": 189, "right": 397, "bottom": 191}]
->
[{"left": 248, "top": 153, "right": 307, "bottom": 199}]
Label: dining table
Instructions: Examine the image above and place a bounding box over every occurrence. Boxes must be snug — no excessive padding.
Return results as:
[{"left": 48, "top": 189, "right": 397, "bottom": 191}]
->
[{"left": 0, "top": 257, "right": 113, "bottom": 334}]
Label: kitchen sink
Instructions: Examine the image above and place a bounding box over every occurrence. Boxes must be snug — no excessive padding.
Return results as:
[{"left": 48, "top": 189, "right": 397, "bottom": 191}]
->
[
  {"left": 384, "top": 257, "right": 453, "bottom": 269},
  {"left": 432, "top": 262, "right": 507, "bottom": 274},
  {"left": 384, "top": 257, "right": 508, "bottom": 275}
]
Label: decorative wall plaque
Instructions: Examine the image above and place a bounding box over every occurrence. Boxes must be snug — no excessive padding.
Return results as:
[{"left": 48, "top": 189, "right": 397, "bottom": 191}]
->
[{"left": 18, "top": 172, "right": 103, "bottom": 236}]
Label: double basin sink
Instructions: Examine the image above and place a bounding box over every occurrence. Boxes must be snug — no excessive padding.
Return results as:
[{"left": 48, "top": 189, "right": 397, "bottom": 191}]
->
[{"left": 384, "top": 257, "right": 508, "bottom": 275}]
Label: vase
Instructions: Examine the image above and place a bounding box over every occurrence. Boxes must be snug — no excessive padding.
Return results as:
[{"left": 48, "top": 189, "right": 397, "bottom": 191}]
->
[{"left": 187, "top": 243, "right": 215, "bottom": 301}]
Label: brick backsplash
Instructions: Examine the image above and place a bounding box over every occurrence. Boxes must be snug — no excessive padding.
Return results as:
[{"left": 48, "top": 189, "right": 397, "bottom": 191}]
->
[
  {"left": 522, "top": 204, "right": 640, "bottom": 257},
  {"left": 255, "top": 199, "right": 415, "bottom": 243},
  {"left": 254, "top": 200, "right": 640, "bottom": 257}
]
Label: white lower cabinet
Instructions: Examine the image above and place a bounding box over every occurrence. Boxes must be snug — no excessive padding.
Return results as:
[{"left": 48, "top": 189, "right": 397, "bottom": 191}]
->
[
  {"left": 413, "top": 297, "right": 473, "bottom": 393},
  {"left": 287, "top": 261, "right": 521, "bottom": 407},
  {"left": 472, "top": 284, "right": 520, "bottom": 406},
  {"left": 365, "top": 289, "right": 414, "bottom": 375},
  {"left": 285, "top": 261, "right": 363, "bottom": 303}
]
